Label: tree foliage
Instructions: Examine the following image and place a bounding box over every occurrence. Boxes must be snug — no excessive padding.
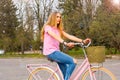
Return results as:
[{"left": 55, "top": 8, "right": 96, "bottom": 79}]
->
[
  {"left": 58, "top": 0, "right": 120, "bottom": 54},
  {"left": 0, "top": 0, "right": 19, "bottom": 52},
  {"left": 11, "top": 0, "right": 55, "bottom": 53},
  {"left": 88, "top": 1, "right": 120, "bottom": 53},
  {"left": 0, "top": 0, "right": 119, "bottom": 54}
]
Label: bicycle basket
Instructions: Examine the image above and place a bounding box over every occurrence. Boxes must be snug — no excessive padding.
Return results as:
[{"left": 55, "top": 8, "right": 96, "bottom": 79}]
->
[{"left": 86, "top": 46, "right": 105, "bottom": 63}]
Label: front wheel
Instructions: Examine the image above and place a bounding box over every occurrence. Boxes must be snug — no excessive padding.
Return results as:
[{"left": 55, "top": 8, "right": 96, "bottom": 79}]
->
[
  {"left": 82, "top": 67, "right": 116, "bottom": 80},
  {"left": 28, "top": 66, "right": 60, "bottom": 80}
]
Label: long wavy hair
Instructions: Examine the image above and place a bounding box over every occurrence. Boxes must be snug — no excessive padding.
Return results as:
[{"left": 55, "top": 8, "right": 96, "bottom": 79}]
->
[{"left": 41, "top": 12, "right": 64, "bottom": 42}]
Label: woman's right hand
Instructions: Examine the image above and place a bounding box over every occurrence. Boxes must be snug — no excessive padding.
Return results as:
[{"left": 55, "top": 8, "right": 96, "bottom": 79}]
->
[{"left": 65, "top": 42, "right": 75, "bottom": 48}]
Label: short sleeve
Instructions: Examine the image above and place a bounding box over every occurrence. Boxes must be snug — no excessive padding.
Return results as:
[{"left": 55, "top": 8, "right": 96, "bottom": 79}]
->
[{"left": 44, "top": 25, "right": 52, "bottom": 33}]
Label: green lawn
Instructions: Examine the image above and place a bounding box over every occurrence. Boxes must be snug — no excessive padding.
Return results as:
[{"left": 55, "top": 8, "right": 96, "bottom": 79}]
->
[
  {"left": 0, "top": 53, "right": 45, "bottom": 58},
  {"left": 0, "top": 47, "right": 119, "bottom": 59}
]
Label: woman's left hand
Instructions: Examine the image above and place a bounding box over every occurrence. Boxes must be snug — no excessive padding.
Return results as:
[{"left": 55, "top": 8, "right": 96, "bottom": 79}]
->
[{"left": 66, "top": 42, "right": 74, "bottom": 48}]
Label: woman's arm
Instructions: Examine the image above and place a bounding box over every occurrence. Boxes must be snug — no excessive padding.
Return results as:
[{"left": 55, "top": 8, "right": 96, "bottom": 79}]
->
[
  {"left": 47, "top": 30, "right": 75, "bottom": 47},
  {"left": 62, "top": 31, "right": 83, "bottom": 42},
  {"left": 47, "top": 30, "right": 64, "bottom": 43}
]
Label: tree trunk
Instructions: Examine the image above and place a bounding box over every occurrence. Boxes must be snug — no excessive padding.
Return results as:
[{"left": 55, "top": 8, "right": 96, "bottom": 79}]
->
[{"left": 21, "top": 42, "right": 24, "bottom": 54}]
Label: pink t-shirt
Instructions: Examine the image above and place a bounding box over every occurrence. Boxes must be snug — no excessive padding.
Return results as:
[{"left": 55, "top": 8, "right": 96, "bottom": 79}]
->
[{"left": 43, "top": 25, "right": 60, "bottom": 55}]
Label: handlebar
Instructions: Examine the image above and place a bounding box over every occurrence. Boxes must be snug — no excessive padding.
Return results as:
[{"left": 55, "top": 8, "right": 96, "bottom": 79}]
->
[{"left": 74, "top": 41, "right": 91, "bottom": 48}]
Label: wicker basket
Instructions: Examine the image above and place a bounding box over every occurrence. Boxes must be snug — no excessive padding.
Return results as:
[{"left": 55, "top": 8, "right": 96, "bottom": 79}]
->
[{"left": 86, "top": 46, "right": 105, "bottom": 63}]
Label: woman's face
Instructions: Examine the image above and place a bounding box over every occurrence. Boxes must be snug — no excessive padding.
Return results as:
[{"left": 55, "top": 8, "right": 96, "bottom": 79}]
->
[{"left": 56, "top": 13, "right": 61, "bottom": 25}]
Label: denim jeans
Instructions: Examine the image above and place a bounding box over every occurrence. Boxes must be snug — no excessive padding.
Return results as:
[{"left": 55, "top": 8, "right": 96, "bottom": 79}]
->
[{"left": 47, "top": 51, "right": 76, "bottom": 80}]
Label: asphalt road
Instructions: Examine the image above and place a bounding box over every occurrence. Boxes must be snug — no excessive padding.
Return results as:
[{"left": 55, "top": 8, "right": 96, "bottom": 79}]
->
[{"left": 0, "top": 58, "right": 120, "bottom": 80}]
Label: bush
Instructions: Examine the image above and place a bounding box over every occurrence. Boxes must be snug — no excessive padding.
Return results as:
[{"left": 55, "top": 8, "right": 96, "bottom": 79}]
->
[{"left": 67, "top": 48, "right": 84, "bottom": 58}]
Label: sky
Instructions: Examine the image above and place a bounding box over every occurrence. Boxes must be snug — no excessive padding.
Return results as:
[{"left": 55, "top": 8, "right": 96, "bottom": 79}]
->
[
  {"left": 12, "top": 0, "right": 59, "bottom": 33},
  {"left": 111, "top": 0, "right": 120, "bottom": 10},
  {"left": 13, "top": 0, "right": 31, "bottom": 3},
  {"left": 12, "top": 0, "right": 59, "bottom": 11}
]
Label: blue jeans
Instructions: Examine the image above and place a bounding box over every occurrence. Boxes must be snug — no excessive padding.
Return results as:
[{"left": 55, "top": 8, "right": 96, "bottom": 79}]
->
[{"left": 47, "top": 51, "right": 76, "bottom": 80}]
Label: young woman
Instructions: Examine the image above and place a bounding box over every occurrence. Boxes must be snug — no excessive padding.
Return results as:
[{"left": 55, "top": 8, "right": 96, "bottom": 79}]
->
[{"left": 41, "top": 12, "right": 91, "bottom": 80}]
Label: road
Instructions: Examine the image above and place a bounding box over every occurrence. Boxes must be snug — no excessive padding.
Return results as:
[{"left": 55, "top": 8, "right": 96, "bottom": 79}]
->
[{"left": 0, "top": 58, "right": 120, "bottom": 80}]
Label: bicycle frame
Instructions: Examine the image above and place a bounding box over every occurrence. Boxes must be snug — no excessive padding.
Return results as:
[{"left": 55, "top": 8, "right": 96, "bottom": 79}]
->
[
  {"left": 27, "top": 64, "right": 59, "bottom": 80},
  {"left": 27, "top": 57, "right": 96, "bottom": 80},
  {"left": 70, "top": 57, "right": 95, "bottom": 80},
  {"left": 55, "top": 50, "right": 96, "bottom": 80},
  {"left": 26, "top": 41, "right": 97, "bottom": 80},
  {"left": 58, "top": 42, "right": 97, "bottom": 80},
  {"left": 69, "top": 45, "right": 96, "bottom": 80}
]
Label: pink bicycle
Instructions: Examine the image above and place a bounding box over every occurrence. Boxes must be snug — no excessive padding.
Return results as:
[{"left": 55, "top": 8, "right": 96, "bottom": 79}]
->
[{"left": 27, "top": 41, "right": 116, "bottom": 80}]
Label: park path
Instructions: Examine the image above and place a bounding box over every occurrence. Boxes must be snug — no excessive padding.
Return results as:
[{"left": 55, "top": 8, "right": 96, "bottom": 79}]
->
[{"left": 0, "top": 58, "right": 120, "bottom": 80}]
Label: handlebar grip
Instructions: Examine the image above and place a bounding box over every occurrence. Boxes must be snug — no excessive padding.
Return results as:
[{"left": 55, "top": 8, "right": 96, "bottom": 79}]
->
[
  {"left": 74, "top": 43, "right": 84, "bottom": 46},
  {"left": 74, "top": 41, "right": 91, "bottom": 48}
]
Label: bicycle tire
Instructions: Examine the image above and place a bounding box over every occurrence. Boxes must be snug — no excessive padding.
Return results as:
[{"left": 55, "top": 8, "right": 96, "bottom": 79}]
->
[
  {"left": 28, "top": 66, "right": 60, "bottom": 80},
  {"left": 82, "top": 67, "right": 116, "bottom": 80}
]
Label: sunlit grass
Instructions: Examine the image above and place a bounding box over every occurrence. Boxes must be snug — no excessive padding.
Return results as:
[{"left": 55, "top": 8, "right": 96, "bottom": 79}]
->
[
  {"left": 0, "top": 53, "right": 45, "bottom": 58},
  {"left": 0, "top": 47, "right": 119, "bottom": 58}
]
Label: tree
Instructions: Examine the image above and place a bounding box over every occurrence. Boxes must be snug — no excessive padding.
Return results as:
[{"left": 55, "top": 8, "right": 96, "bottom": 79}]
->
[
  {"left": 58, "top": 0, "right": 120, "bottom": 54},
  {"left": 58, "top": 0, "right": 101, "bottom": 38},
  {"left": 31, "top": 0, "right": 54, "bottom": 38},
  {"left": 108, "top": 14, "right": 120, "bottom": 53},
  {"left": 0, "top": 0, "right": 18, "bottom": 52},
  {"left": 14, "top": 0, "right": 55, "bottom": 54},
  {"left": 30, "top": 0, "right": 55, "bottom": 50},
  {"left": 89, "top": 2, "right": 120, "bottom": 54},
  {"left": 15, "top": 0, "right": 35, "bottom": 54}
]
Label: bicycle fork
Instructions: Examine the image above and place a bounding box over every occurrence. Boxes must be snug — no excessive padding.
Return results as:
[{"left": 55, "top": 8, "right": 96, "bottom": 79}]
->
[{"left": 88, "top": 66, "right": 97, "bottom": 80}]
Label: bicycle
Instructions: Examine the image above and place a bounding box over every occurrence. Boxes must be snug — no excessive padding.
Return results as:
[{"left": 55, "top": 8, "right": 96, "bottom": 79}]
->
[{"left": 26, "top": 41, "right": 117, "bottom": 80}]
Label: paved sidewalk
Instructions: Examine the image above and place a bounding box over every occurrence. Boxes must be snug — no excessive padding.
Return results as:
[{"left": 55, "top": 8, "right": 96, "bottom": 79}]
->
[
  {"left": 0, "top": 58, "right": 120, "bottom": 80},
  {"left": 106, "top": 55, "right": 120, "bottom": 60}
]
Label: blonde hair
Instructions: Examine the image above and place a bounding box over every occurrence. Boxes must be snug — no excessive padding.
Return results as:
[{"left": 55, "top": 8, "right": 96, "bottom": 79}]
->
[{"left": 41, "top": 12, "right": 64, "bottom": 42}]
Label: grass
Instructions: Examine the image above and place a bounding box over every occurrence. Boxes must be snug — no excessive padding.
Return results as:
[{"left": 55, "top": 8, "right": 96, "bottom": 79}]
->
[
  {"left": 0, "top": 47, "right": 119, "bottom": 59},
  {"left": 106, "top": 48, "right": 120, "bottom": 55},
  {"left": 66, "top": 48, "right": 85, "bottom": 58},
  {"left": 0, "top": 53, "right": 45, "bottom": 58},
  {"left": 0, "top": 49, "right": 84, "bottom": 58}
]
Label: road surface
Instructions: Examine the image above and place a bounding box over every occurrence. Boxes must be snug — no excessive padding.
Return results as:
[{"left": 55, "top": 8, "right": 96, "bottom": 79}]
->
[{"left": 0, "top": 58, "right": 120, "bottom": 80}]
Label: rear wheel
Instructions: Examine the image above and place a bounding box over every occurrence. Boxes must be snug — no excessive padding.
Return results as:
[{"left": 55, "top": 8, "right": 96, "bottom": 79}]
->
[
  {"left": 28, "top": 67, "right": 60, "bottom": 80},
  {"left": 82, "top": 67, "right": 116, "bottom": 80}
]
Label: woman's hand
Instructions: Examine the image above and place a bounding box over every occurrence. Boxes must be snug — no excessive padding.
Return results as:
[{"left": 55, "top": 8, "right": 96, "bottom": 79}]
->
[
  {"left": 65, "top": 42, "right": 75, "bottom": 48},
  {"left": 83, "top": 38, "right": 91, "bottom": 44}
]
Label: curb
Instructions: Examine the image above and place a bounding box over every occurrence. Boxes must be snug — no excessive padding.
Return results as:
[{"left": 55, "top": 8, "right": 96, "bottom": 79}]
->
[
  {"left": 112, "top": 55, "right": 120, "bottom": 59},
  {"left": 106, "top": 55, "right": 120, "bottom": 60}
]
